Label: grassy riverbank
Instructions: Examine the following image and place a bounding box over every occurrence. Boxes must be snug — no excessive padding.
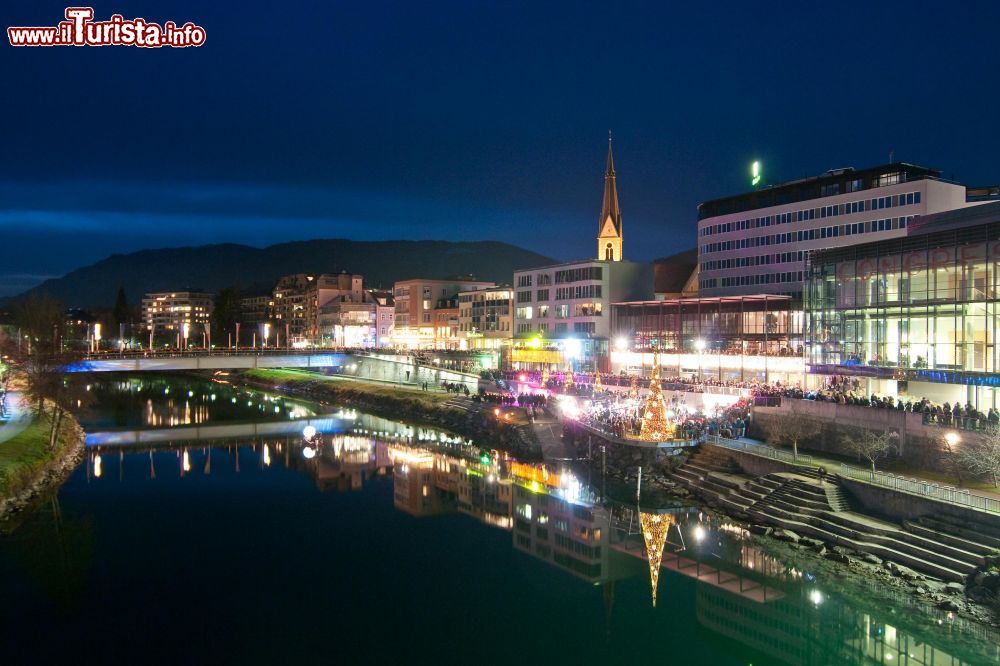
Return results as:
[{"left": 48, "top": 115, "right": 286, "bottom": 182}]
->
[{"left": 0, "top": 409, "right": 78, "bottom": 497}]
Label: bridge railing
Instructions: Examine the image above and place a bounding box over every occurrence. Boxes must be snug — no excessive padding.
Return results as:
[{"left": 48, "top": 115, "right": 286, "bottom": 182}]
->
[{"left": 80, "top": 348, "right": 351, "bottom": 360}]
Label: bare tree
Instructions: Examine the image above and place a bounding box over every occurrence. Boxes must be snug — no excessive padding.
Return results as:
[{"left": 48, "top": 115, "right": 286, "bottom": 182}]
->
[
  {"left": 761, "top": 412, "right": 820, "bottom": 460},
  {"left": 956, "top": 426, "right": 1000, "bottom": 488},
  {"left": 11, "top": 293, "right": 85, "bottom": 451},
  {"left": 843, "top": 429, "right": 898, "bottom": 478},
  {"left": 937, "top": 431, "right": 965, "bottom": 485}
]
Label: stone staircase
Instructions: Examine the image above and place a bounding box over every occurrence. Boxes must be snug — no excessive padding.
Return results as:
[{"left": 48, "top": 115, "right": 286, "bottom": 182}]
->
[
  {"left": 671, "top": 450, "right": 988, "bottom": 583},
  {"left": 443, "top": 396, "right": 478, "bottom": 413}
]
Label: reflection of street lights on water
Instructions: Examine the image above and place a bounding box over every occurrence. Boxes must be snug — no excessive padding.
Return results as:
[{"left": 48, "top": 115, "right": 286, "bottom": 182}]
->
[{"left": 693, "top": 524, "right": 706, "bottom": 543}]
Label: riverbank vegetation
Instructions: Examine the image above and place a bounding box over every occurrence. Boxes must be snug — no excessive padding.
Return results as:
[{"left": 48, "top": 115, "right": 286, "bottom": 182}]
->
[{"left": 0, "top": 406, "right": 79, "bottom": 497}]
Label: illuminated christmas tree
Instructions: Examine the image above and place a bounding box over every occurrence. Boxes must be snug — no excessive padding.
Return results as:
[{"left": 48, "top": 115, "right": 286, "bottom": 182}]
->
[
  {"left": 541, "top": 367, "right": 550, "bottom": 385},
  {"left": 565, "top": 367, "right": 575, "bottom": 389},
  {"left": 628, "top": 375, "right": 639, "bottom": 401},
  {"left": 639, "top": 510, "right": 675, "bottom": 608},
  {"left": 638, "top": 353, "right": 675, "bottom": 441},
  {"left": 593, "top": 372, "right": 603, "bottom": 393}
]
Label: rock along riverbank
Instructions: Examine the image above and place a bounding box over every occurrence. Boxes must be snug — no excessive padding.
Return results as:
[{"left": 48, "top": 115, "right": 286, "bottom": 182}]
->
[
  {"left": 232, "top": 370, "right": 542, "bottom": 460},
  {"left": 0, "top": 409, "right": 87, "bottom": 531}
]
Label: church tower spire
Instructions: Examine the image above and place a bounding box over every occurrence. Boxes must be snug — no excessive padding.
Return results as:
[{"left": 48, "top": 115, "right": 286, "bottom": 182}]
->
[{"left": 597, "top": 132, "right": 623, "bottom": 261}]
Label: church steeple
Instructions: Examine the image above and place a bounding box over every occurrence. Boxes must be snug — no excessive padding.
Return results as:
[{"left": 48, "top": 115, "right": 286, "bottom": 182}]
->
[{"left": 598, "top": 132, "right": 623, "bottom": 261}]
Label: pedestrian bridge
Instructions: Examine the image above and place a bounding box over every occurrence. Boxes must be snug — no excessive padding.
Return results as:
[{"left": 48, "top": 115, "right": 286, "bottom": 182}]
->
[
  {"left": 68, "top": 350, "right": 345, "bottom": 372},
  {"left": 63, "top": 350, "right": 481, "bottom": 392}
]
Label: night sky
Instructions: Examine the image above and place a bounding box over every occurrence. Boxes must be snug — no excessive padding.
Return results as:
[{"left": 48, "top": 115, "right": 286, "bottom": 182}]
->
[{"left": 3, "top": 0, "right": 1000, "bottom": 296}]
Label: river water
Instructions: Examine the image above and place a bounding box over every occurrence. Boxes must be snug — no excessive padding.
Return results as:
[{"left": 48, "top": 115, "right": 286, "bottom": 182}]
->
[{"left": 1, "top": 375, "right": 997, "bottom": 665}]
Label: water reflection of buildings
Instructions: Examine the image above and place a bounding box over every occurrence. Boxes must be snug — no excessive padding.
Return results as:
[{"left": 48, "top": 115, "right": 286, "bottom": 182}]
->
[
  {"left": 312, "top": 435, "right": 393, "bottom": 492},
  {"left": 686, "top": 520, "right": 998, "bottom": 666},
  {"left": 382, "top": 445, "right": 995, "bottom": 666}
]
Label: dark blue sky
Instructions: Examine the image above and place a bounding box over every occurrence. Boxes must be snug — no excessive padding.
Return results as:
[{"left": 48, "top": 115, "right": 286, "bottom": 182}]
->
[{"left": 3, "top": 0, "right": 999, "bottom": 296}]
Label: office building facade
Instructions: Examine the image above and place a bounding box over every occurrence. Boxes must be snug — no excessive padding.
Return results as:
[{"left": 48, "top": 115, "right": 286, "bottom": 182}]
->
[{"left": 698, "top": 163, "right": 984, "bottom": 299}]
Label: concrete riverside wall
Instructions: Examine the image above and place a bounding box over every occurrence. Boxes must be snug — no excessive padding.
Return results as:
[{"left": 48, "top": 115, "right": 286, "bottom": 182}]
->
[
  {"left": 701, "top": 442, "right": 800, "bottom": 477},
  {"left": 839, "top": 477, "right": 1000, "bottom": 527},
  {"left": 750, "top": 400, "right": 985, "bottom": 468},
  {"left": 347, "top": 354, "right": 478, "bottom": 393},
  {"left": 703, "top": 443, "right": 1000, "bottom": 529}
]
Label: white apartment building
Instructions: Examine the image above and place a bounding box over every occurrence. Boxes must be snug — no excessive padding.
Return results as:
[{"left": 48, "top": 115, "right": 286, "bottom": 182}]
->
[
  {"left": 509, "top": 136, "right": 652, "bottom": 371},
  {"left": 697, "top": 163, "right": 987, "bottom": 299},
  {"left": 142, "top": 291, "right": 213, "bottom": 333},
  {"left": 458, "top": 285, "right": 513, "bottom": 350}
]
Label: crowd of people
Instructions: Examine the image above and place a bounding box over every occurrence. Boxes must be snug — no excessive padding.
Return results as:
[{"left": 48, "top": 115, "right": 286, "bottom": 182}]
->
[
  {"left": 750, "top": 376, "right": 1000, "bottom": 432},
  {"left": 578, "top": 393, "right": 710, "bottom": 441}
]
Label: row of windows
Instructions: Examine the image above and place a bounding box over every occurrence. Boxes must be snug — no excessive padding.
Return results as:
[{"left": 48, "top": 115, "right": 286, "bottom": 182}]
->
[
  {"left": 554, "top": 533, "right": 601, "bottom": 559},
  {"left": 517, "top": 322, "right": 571, "bottom": 334},
  {"left": 555, "top": 285, "right": 602, "bottom": 300},
  {"left": 701, "top": 217, "right": 915, "bottom": 254},
  {"left": 554, "top": 267, "right": 603, "bottom": 283},
  {"left": 718, "top": 271, "right": 803, "bottom": 288},
  {"left": 701, "top": 251, "right": 804, "bottom": 272},
  {"left": 516, "top": 303, "right": 603, "bottom": 320},
  {"left": 699, "top": 192, "right": 921, "bottom": 237},
  {"left": 519, "top": 285, "right": 603, "bottom": 302},
  {"left": 458, "top": 321, "right": 510, "bottom": 332}
]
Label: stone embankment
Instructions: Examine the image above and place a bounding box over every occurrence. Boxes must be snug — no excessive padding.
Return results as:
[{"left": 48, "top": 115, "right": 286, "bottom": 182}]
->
[
  {"left": 236, "top": 371, "right": 542, "bottom": 460},
  {"left": 0, "top": 415, "right": 86, "bottom": 529},
  {"left": 673, "top": 445, "right": 1000, "bottom": 625}
]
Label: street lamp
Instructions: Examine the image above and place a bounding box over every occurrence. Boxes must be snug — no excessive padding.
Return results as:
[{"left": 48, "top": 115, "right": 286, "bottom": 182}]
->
[{"left": 695, "top": 338, "right": 706, "bottom": 382}]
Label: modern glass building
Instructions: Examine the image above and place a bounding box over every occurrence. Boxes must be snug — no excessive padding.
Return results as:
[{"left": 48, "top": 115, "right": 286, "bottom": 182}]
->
[
  {"left": 610, "top": 295, "right": 805, "bottom": 383},
  {"left": 804, "top": 201, "right": 1000, "bottom": 407}
]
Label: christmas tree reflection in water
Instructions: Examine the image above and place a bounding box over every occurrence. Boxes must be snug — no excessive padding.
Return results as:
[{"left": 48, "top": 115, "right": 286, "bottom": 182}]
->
[{"left": 639, "top": 509, "right": 675, "bottom": 608}]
